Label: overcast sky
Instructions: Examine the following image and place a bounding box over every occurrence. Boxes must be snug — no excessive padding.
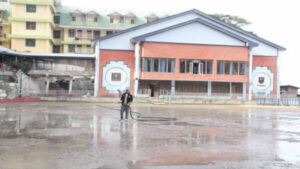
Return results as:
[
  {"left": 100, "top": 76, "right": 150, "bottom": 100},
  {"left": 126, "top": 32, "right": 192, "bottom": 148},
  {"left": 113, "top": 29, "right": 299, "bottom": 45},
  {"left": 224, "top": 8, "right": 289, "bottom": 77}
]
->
[{"left": 63, "top": 0, "right": 300, "bottom": 87}]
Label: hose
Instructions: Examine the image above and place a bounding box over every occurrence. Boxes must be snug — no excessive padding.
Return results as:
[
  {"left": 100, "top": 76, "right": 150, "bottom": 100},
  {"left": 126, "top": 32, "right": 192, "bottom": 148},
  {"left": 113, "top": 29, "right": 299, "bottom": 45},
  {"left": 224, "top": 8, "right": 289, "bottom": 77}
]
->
[{"left": 97, "top": 104, "right": 177, "bottom": 122}]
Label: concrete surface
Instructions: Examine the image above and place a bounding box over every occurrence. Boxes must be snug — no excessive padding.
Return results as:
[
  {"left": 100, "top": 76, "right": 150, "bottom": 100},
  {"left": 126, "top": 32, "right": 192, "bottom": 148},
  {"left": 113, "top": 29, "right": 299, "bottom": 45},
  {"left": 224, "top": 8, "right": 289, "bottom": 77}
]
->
[{"left": 0, "top": 102, "right": 300, "bottom": 169}]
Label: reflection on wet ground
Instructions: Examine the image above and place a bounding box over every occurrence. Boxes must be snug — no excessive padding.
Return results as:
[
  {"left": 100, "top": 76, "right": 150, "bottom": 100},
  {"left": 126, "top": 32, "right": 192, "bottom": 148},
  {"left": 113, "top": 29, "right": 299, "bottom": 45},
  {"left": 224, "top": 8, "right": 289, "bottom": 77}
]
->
[{"left": 0, "top": 102, "right": 300, "bottom": 169}]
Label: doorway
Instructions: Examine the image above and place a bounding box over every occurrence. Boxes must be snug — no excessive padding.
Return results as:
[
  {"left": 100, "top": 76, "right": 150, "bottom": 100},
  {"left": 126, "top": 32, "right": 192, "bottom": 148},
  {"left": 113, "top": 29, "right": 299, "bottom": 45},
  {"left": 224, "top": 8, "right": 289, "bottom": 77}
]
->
[{"left": 149, "top": 83, "right": 159, "bottom": 97}]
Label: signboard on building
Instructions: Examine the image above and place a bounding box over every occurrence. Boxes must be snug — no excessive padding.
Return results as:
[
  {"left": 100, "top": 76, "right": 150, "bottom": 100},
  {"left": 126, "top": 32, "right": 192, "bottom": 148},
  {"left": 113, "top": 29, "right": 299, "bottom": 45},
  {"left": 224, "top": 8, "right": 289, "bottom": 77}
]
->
[{"left": 252, "top": 67, "right": 274, "bottom": 96}]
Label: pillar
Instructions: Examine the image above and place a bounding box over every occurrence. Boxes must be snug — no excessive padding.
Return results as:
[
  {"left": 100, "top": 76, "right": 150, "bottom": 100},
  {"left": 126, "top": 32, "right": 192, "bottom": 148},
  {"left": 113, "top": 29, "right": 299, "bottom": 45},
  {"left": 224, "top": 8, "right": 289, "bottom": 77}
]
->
[
  {"left": 46, "top": 78, "right": 50, "bottom": 93},
  {"left": 229, "top": 82, "right": 232, "bottom": 98},
  {"left": 277, "top": 50, "right": 281, "bottom": 99},
  {"left": 94, "top": 42, "right": 100, "bottom": 97},
  {"left": 248, "top": 47, "right": 253, "bottom": 100},
  {"left": 33, "top": 58, "right": 36, "bottom": 70},
  {"left": 69, "top": 77, "right": 73, "bottom": 94},
  {"left": 134, "top": 42, "right": 140, "bottom": 97},
  {"left": 243, "top": 82, "right": 246, "bottom": 99},
  {"left": 208, "top": 81, "right": 212, "bottom": 97},
  {"left": 171, "top": 80, "right": 176, "bottom": 95}
]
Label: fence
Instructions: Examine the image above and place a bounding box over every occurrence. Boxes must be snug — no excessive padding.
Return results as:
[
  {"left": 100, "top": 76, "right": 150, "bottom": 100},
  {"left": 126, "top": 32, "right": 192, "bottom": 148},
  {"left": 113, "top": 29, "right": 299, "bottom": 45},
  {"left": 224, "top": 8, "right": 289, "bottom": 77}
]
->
[
  {"left": 27, "top": 89, "right": 94, "bottom": 98},
  {"left": 256, "top": 94, "right": 300, "bottom": 106}
]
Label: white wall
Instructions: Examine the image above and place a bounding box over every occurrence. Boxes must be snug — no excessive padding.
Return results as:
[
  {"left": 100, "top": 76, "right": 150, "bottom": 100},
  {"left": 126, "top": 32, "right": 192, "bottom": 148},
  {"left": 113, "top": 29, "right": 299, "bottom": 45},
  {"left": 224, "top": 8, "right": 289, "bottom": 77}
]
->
[{"left": 146, "top": 22, "right": 245, "bottom": 46}]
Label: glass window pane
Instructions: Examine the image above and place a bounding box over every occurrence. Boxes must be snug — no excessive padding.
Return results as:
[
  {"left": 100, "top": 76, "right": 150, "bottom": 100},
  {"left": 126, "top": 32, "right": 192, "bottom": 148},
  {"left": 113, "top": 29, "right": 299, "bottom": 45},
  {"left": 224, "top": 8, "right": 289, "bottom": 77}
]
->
[
  {"left": 152, "top": 58, "right": 159, "bottom": 72},
  {"left": 239, "top": 62, "right": 246, "bottom": 75},
  {"left": 207, "top": 61, "right": 213, "bottom": 74},
  {"left": 225, "top": 61, "right": 231, "bottom": 75},
  {"left": 200, "top": 60, "right": 206, "bottom": 74},
  {"left": 232, "top": 62, "right": 238, "bottom": 75},
  {"left": 186, "top": 60, "right": 192, "bottom": 73},
  {"left": 180, "top": 59, "right": 185, "bottom": 73},
  {"left": 160, "top": 59, "right": 166, "bottom": 72},
  {"left": 168, "top": 59, "right": 175, "bottom": 73},
  {"left": 217, "top": 61, "right": 223, "bottom": 74},
  {"left": 144, "top": 58, "right": 151, "bottom": 72}
]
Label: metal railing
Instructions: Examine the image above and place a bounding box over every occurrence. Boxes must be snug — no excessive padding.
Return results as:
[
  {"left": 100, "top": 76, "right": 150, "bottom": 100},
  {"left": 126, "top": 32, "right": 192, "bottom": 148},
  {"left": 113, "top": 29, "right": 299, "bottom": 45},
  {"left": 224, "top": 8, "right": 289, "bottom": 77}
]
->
[
  {"left": 27, "top": 89, "right": 94, "bottom": 97},
  {"left": 256, "top": 94, "right": 300, "bottom": 106}
]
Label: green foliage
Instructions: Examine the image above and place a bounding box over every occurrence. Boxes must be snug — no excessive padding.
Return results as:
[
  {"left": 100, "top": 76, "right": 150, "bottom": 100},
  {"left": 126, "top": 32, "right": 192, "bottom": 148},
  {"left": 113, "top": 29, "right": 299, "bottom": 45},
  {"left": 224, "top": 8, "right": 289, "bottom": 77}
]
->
[
  {"left": 211, "top": 14, "right": 251, "bottom": 28},
  {"left": 6, "top": 58, "right": 32, "bottom": 75}
]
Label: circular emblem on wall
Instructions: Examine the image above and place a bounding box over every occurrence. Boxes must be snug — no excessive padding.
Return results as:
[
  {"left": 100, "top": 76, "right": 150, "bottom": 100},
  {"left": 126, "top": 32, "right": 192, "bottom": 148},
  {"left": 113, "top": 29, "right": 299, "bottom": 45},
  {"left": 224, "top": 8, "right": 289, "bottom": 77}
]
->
[
  {"left": 252, "top": 67, "right": 274, "bottom": 96},
  {"left": 105, "top": 67, "right": 128, "bottom": 86},
  {"left": 102, "top": 61, "right": 131, "bottom": 94}
]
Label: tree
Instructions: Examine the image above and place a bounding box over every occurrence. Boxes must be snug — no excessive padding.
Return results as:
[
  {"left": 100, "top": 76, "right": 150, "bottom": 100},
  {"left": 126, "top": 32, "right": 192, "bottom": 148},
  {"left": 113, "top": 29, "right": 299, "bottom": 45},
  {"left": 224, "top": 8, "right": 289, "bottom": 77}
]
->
[{"left": 211, "top": 14, "right": 251, "bottom": 28}]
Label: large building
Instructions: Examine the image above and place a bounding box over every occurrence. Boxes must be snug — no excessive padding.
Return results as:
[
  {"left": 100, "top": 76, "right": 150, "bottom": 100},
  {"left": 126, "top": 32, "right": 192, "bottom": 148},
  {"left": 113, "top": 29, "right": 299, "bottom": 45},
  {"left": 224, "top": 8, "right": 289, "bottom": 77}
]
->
[
  {"left": 0, "top": 0, "right": 161, "bottom": 54},
  {"left": 94, "top": 9, "right": 285, "bottom": 100}
]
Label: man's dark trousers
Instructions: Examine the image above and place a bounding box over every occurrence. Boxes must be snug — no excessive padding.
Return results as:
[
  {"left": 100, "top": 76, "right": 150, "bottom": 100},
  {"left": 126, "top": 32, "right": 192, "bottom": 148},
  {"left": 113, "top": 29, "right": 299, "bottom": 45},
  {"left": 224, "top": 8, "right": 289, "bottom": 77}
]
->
[{"left": 120, "top": 104, "right": 129, "bottom": 120}]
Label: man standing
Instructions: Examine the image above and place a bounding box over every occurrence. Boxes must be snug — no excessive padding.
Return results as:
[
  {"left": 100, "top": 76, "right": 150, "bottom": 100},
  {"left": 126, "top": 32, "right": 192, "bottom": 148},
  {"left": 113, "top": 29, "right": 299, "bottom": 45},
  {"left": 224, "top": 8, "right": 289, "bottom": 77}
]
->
[{"left": 120, "top": 89, "right": 133, "bottom": 120}]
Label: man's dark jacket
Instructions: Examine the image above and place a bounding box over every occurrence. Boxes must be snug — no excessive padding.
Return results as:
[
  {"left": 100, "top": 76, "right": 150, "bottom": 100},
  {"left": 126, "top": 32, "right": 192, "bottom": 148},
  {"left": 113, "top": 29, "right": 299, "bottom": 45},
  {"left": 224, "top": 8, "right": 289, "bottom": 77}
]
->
[{"left": 120, "top": 93, "right": 133, "bottom": 105}]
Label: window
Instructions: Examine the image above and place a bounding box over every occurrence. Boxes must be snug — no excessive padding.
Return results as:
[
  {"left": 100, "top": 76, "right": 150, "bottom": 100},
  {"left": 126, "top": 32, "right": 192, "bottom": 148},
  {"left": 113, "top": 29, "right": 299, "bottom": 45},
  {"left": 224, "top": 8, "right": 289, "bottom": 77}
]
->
[
  {"left": 26, "top": 5, "right": 36, "bottom": 13},
  {"left": 152, "top": 58, "right": 159, "bottom": 72},
  {"left": 72, "top": 16, "right": 76, "bottom": 21},
  {"left": 77, "top": 45, "right": 82, "bottom": 53},
  {"left": 144, "top": 58, "right": 151, "bottom": 72},
  {"left": 53, "top": 45, "right": 60, "bottom": 53},
  {"left": 217, "top": 61, "right": 223, "bottom": 74},
  {"left": 110, "top": 18, "right": 113, "bottom": 23},
  {"left": 54, "top": 16, "right": 60, "bottom": 24},
  {"left": 180, "top": 59, "right": 185, "bottom": 73},
  {"left": 106, "top": 31, "right": 113, "bottom": 35},
  {"left": 160, "top": 59, "right": 166, "bottom": 72},
  {"left": 225, "top": 61, "right": 231, "bottom": 75},
  {"left": 53, "top": 30, "right": 60, "bottom": 39},
  {"left": 87, "top": 30, "right": 92, "bottom": 40},
  {"left": 232, "top": 62, "right": 238, "bottom": 75},
  {"left": 26, "top": 22, "right": 36, "bottom": 30},
  {"left": 186, "top": 60, "right": 192, "bottom": 73},
  {"left": 239, "top": 62, "right": 246, "bottom": 75},
  {"left": 25, "top": 39, "right": 35, "bottom": 47},
  {"left": 201, "top": 60, "right": 206, "bottom": 74},
  {"left": 68, "top": 29, "right": 75, "bottom": 37},
  {"left": 68, "top": 45, "right": 75, "bottom": 52},
  {"left": 207, "top": 61, "right": 213, "bottom": 74},
  {"left": 131, "top": 19, "right": 135, "bottom": 24},
  {"left": 168, "top": 59, "right": 175, "bottom": 73},
  {"left": 94, "top": 17, "right": 98, "bottom": 22},
  {"left": 94, "top": 31, "right": 100, "bottom": 38},
  {"left": 111, "top": 73, "right": 121, "bottom": 81}
]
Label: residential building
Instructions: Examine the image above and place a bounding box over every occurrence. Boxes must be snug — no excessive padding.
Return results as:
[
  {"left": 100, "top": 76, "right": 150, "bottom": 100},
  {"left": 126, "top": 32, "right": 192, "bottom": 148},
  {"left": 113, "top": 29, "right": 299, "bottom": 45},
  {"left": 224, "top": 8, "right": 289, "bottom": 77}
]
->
[
  {"left": 0, "top": 0, "right": 161, "bottom": 54},
  {"left": 0, "top": 0, "right": 10, "bottom": 48},
  {"left": 280, "top": 85, "right": 299, "bottom": 97}
]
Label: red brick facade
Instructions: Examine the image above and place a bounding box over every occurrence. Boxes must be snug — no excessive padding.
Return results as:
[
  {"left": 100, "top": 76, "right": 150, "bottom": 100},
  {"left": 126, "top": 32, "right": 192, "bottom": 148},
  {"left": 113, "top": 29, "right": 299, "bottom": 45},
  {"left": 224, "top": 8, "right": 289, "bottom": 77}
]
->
[
  {"left": 252, "top": 55, "right": 278, "bottom": 95},
  {"left": 140, "top": 42, "right": 249, "bottom": 82},
  {"left": 98, "top": 50, "right": 135, "bottom": 96}
]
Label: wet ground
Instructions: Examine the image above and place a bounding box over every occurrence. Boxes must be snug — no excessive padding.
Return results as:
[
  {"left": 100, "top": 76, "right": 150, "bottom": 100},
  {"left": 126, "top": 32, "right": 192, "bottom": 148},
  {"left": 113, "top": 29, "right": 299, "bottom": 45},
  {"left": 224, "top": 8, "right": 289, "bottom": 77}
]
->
[{"left": 0, "top": 102, "right": 300, "bottom": 169}]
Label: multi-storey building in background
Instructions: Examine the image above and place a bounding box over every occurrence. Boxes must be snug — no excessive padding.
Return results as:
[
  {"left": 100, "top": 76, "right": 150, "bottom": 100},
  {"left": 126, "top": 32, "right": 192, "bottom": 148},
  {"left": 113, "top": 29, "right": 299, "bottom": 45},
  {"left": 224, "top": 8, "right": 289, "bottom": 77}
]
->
[{"left": 0, "top": 0, "right": 161, "bottom": 54}]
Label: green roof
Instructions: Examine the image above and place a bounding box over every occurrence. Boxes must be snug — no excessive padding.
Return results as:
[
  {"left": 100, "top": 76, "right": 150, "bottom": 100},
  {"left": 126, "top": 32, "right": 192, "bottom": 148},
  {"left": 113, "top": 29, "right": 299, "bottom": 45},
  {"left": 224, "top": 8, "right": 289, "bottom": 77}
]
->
[{"left": 57, "top": 6, "right": 170, "bottom": 29}]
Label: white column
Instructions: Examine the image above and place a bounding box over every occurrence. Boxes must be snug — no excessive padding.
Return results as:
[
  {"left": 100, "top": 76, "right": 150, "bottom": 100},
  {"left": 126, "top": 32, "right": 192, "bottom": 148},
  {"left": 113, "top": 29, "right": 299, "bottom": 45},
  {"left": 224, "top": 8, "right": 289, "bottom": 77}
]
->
[
  {"left": 171, "top": 80, "right": 176, "bottom": 95},
  {"left": 277, "top": 50, "right": 281, "bottom": 99},
  {"left": 208, "top": 81, "right": 212, "bottom": 97},
  {"left": 46, "top": 78, "right": 50, "bottom": 93},
  {"left": 229, "top": 82, "right": 232, "bottom": 98},
  {"left": 94, "top": 42, "right": 100, "bottom": 97},
  {"left": 243, "top": 82, "right": 246, "bottom": 99},
  {"left": 68, "top": 77, "right": 73, "bottom": 94},
  {"left": 248, "top": 47, "right": 253, "bottom": 100},
  {"left": 134, "top": 42, "right": 140, "bottom": 97}
]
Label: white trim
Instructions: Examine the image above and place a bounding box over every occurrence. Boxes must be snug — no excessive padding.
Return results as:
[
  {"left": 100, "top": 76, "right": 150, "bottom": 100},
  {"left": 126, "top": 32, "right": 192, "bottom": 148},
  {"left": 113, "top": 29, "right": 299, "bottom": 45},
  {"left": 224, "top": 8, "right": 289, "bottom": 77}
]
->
[
  {"left": 94, "top": 42, "right": 100, "bottom": 97},
  {"left": 277, "top": 50, "right": 281, "bottom": 99},
  {"left": 248, "top": 47, "right": 253, "bottom": 101},
  {"left": 134, "top": 42, "right": 140, "bottom": 96}
]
